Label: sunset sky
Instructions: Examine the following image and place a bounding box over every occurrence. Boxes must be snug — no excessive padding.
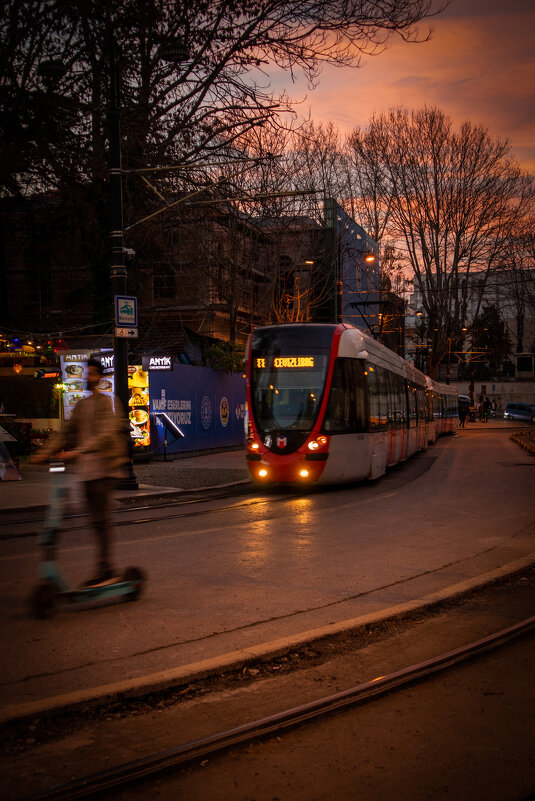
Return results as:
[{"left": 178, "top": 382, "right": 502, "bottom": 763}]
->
[{"left": 275, "top": 0, "right": 535, "bottom": 172}]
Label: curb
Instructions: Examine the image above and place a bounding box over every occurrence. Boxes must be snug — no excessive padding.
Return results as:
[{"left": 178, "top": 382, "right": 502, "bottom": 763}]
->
[
  {"left": 2, "top": 551, "right": 534, "bottom": 726},
  {"left": 510, "top": 431, "right": 535, "bottom": 456}
]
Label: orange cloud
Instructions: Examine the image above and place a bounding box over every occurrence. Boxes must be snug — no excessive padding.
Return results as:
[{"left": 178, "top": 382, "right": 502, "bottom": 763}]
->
[{"left": 281, "top": 0, "right": 535, "bottom": 172}]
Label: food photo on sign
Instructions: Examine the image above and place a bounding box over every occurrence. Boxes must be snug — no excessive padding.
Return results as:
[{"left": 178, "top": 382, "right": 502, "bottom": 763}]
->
[
  {"left": 128, "top": 366, "right": 150, "bottom": 449},
  {"left": 60, "top": 353, "right": 93, "bottom": 420}
]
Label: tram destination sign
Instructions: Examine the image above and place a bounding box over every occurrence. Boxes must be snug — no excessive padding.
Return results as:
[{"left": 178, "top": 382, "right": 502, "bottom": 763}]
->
[{"left": 255, "top": 356, "right": 315, "bottom": 369}]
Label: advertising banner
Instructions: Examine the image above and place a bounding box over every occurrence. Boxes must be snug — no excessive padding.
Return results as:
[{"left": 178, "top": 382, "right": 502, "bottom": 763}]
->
[
  {"left": 60, "top": 351, "right": 102, "bottom": 420},
  {"left": 149, "top": 365, "right": 246, "bottom": 455},
  {"left": 128, "top": 365, "right": 150, "bottom": 450}
]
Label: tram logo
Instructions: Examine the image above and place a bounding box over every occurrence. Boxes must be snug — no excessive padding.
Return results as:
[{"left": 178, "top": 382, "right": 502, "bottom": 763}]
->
[{"left": 276, "top": 435, "right": 287, "bottom": 449}]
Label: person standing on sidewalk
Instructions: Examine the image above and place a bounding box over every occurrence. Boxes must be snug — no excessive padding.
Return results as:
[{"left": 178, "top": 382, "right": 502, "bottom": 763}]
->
[{"left": 31, "top": 358, "right": 128, "bottom": 586}]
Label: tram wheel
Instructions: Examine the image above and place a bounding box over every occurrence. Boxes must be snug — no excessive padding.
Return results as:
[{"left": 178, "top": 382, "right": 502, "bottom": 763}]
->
[
  {"left": 123, "top": 566, "right": 145, "bottom": 602},
  {"left": 30, "top": 582, "right": 57, "bottom": 619}
]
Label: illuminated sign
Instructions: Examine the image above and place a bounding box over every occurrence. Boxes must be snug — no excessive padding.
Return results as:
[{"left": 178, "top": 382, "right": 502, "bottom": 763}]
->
[
  {"left": 255, "top": 356, "right": 315, "bottom": 369},
  {"left": 143, "top": 355, "right": 172, "bottom": 371}
]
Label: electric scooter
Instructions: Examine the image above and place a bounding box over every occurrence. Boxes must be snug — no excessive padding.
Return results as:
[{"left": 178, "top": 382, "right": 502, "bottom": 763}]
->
[{"left": 30, "top": 460, "right": 146, "bottom": 619}]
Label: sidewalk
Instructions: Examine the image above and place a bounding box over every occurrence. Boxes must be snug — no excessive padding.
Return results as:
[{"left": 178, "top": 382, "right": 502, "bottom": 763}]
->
[{"left": 0, "top": 448, "right": 250, "bottom": 513}]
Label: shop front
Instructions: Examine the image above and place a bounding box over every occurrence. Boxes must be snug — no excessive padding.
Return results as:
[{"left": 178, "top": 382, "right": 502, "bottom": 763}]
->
[{"left": 59, "top": 352, "right": 246, "bottom": 457}]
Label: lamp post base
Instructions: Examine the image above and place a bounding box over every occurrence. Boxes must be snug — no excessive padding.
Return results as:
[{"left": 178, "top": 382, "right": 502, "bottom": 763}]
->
[{"left": 118, "top": 461, "right": 138, "bottom": 491}]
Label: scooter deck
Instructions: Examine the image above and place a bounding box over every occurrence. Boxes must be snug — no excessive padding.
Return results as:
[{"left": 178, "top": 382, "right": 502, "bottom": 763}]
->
[{"left": 60, "top": 579, "right": 142, "bottom": 602}]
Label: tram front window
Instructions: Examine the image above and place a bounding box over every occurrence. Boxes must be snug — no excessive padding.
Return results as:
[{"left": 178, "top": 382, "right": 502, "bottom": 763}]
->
[{"left": 251, "top": 358, "right": 328, "bottom": 432}]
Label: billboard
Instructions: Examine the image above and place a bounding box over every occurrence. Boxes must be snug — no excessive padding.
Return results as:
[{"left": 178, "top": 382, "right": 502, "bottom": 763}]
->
[{"left": 59, "top": 351, "right": 113, "bottom": 420}]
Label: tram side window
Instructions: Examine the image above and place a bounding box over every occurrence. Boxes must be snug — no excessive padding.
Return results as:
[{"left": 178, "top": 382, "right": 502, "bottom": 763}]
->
[
  {"left": 322, "top": 358, "right": 367, "bottom": 434},
  {"left": 378, "top": 367, "right": 390, "bottom": 426},
  {"left": 351, "top": 362, "right": 368, "bottom": 431},
  {"left": 417, "top": 387, "right": 427, "bottom": 421},
  {"left": 367, "top": 366, "right": 379, "bottom": 430},
  {"left": 384, "top": 369, "right": 395, "bottom": 426},
  {"left": 407, "top": 382, "right": 417, "bottom": 427},
  {"left": 426, "top": 390, "right": 433, "bottom": 422},
  {"left": 368, "top": 366, "right": 387, "bottom": 430},
  {"left": 394, "top": 372, "right": 406, "bottom": 428}
]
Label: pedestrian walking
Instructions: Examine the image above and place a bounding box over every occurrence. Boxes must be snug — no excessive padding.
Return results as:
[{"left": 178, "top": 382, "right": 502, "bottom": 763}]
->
[{"left": 31, "top": 358, "right": 128, "bottom": 586}]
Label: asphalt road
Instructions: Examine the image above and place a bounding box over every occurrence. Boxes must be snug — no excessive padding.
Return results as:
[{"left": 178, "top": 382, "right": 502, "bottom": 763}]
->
[{"left": 0, "top": 427, "right": 534, "bottom": 721}]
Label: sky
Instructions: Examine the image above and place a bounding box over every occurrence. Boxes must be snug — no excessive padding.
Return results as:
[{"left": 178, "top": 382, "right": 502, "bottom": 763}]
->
[{"left": 275, "top": 0, "right": 535, "bottom": 172}]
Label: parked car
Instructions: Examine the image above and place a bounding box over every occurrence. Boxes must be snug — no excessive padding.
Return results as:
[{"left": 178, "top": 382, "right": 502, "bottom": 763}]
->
[{"left": 503, "top": 402, "right": 535, "bottom": 422}]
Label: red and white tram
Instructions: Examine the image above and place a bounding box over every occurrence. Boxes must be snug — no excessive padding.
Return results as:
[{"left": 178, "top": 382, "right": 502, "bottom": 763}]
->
[
  {"left": 245, "top": 323, "right": 457, "bottom": 486},
  {"left": 425, "top": 375, "right": 459, "bottom": 443}
]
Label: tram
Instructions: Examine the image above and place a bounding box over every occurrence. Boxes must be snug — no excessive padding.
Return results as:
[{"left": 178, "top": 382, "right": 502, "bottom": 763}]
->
[
  {"left": 245, "top": 323, "right": 458, "bottom": 485},
  {"left": 425, "top": 375, "right": 459, "bottom": 443}
]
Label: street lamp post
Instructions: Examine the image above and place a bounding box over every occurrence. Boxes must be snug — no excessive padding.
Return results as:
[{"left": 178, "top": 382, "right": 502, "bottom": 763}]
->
[
  {"left": 107, "top": 33, "right": 189, "bottom": 489},
  {"left": 108, "top": 32, "right": 137, "bottom": 489}
]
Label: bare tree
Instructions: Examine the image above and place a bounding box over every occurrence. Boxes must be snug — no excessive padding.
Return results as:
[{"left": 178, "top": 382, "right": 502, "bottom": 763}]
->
[
  {"left": 1, "top": 1, "right": 445, "bottom": 335},
  {"left": 345, "top": 121, "right": 393, "bottom": 244},
  {"left": 348, "top": 107, "right": 535, "bottom": 376},
  {"left": 1, "top": 0, "right": 443, "bottom": 196},
  {"left": 494, "top": 223, "right": 535, "bottom": 356}
]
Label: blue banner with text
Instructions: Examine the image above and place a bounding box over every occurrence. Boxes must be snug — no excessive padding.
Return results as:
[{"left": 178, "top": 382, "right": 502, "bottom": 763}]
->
[{"left": 149, "top": 366, "right": 246, "bottom": 454}]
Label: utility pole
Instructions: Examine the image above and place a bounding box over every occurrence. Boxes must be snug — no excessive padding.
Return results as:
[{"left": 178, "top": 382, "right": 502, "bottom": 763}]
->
[{"left": 108, "top": 27, "right": 137, "bottom": 489}]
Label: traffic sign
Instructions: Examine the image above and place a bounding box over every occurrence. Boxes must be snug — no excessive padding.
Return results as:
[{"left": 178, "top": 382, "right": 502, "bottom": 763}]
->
[
  {"left": 115, "top": 327, "right": 138, "bottom": 339},
  {"left": 115, "top": 295, "right": 138, "bottom": 327}
]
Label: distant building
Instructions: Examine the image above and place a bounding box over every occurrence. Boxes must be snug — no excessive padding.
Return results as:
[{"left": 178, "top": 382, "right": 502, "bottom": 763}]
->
[
  {"left": 409, "top": 267, "right": 535, "bottom": 379},
  {"left": 1, "top": 193, "right": 397, "bottom": 361}
]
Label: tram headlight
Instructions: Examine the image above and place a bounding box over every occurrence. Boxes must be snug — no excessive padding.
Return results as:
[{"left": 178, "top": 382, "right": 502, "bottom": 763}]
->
[
  {"left": 258, "top": 468, "right": 268, "bottom": 478},
  {"left": 307, "top": 435, "right": 327, "bottom": 451},
  {"left": 299, "top": 469, "right": 310, "bottom": 478}
]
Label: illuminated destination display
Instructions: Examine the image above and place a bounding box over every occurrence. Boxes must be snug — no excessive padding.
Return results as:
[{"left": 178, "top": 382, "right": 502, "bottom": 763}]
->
[{"left": 255, "top": 356, "right": 315, "bottom": 369}]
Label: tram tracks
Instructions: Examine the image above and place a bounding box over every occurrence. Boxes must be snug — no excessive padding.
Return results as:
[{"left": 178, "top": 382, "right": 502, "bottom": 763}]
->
[
  {"left": 15, "top": 614, "right": 535, "bottom": 801},
  {"left": 0, "top": 490, "right": 300, "bottom": 541}
]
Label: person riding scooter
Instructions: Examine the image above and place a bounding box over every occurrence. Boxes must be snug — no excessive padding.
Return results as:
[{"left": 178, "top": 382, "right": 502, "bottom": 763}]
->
[{"left": 31, "top": 358, "right": 128, "bottom": 587}]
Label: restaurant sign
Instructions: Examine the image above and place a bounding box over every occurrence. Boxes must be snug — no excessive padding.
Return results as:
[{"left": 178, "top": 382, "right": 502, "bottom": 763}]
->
[{"left": 143, "top": 355, "right": 173, "bottom": 371}]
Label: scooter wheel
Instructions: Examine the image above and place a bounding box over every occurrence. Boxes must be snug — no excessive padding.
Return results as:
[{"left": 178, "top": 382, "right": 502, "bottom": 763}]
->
[
  {"left": 30, "top": 582, "right": 57, "bottom": 619},
  {"left": 123, "top": 566, "right": 145, "bottom": 602}
]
